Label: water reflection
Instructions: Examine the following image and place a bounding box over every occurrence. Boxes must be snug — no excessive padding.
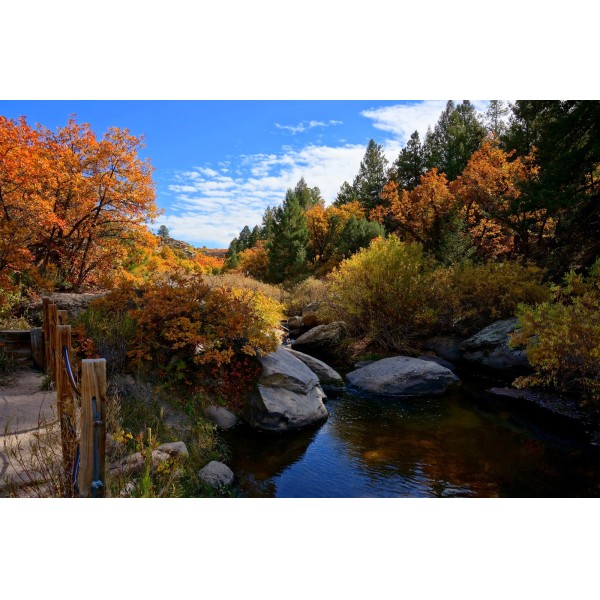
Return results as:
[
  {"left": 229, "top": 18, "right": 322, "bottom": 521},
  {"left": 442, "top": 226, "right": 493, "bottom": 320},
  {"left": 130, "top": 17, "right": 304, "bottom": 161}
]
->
[{"left": 226, "top": 387, "right": 600, "bottom": 498}]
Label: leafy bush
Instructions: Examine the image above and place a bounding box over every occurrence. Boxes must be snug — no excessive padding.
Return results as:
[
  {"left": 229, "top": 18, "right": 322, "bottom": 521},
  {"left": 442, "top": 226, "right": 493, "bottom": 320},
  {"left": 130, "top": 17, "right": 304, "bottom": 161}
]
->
[
  {"left": 324, "top": 236, "right": 445, "bottom": 353},
  {"left": 285, "top": 277, "right": 329, "bottom": 317},
  {"left": 444, "top": 261, "right": 551, "bottom": 335},
  {"left": 204, "top": 273, "right": 287, "bottom": 304},
  {"left": 79, "top": 272, "right": 283, "bottom": 410},
  {"left": 512, "top": 262, "right": 600, "bottom": 404},
  {"left": 320, "top": 236, "right": 552, "bottom": 354}
]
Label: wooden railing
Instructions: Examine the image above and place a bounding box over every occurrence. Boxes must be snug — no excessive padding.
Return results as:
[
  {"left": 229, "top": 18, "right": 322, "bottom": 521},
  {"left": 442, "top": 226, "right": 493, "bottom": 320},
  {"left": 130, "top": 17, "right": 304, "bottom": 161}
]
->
[{"left": 41, "top": 298, "right": 106, "bottom": 498}]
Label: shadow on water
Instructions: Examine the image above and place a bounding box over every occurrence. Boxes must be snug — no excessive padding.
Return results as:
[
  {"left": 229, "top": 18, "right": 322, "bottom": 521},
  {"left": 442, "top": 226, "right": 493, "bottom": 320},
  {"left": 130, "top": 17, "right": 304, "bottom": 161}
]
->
[{"left": 226, "top": 382, "right": 600, "bottom": 498}]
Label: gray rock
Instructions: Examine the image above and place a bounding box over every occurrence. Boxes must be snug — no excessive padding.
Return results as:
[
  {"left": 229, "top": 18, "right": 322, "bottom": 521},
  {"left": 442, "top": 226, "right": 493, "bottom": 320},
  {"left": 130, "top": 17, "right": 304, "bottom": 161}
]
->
[
  {"left": 460, "top": 318, "right": 529, "bottom": 370},
  {"left": 203, "top": 405, "right": 239, "bottom": 430},
  {"left": 422, "top": 337, "right": 464, "bottom": 363},
  {"left": 259, "top": 345, "right": 319, "bottom": 394},
  {"left": 346, "top": 356, "right": 460, "bottom": 397},
  {"left": 246, "top": 383, "right": 328, "bottom": 432},
  {"left": 291, "top": 321, "right": 346, "bottom": 356},
  {"left": 156, "top": 441, "right": 189, "bottom": 459},
  {"left": 418, "top": 355, "right": 457, "bottom": 372},
  {"left": 286, "top": 348, "right": 345, "bottom": 392},
  {"left": 198, "top": 461, "right": 234, "bottom": 488},
  {"left": 28, "top": 292, "right": 107, "bottom": 324},
  {"left": 109, "top": 449, "right": 172, "bottom": 477},
  {"left": 244, "top": 346, "right": 328, "bottom": 432}
]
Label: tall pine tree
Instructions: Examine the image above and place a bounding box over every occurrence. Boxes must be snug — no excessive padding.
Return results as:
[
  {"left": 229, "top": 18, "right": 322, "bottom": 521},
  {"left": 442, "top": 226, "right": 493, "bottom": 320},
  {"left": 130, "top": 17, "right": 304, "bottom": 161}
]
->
[
  {"left": 267, "top": 194, "right": 309, "bottom": 283},
  {"left": 352, "top": 139, "right": 388, "bottom": 211},
  {"left": 391, "top": 130, "right": 425, "bottom": 190}
]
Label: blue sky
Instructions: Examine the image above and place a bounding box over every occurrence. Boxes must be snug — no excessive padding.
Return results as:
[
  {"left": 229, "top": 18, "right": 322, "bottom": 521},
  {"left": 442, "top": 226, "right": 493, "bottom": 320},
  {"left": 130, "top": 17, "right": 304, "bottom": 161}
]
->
[{"left": 0, "top": 100, "right": 490, "bottom": 247}]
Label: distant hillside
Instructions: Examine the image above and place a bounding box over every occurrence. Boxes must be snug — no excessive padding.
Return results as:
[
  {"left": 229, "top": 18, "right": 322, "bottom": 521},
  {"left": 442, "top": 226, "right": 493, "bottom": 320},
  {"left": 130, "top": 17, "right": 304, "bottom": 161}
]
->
[{"left": 157, "top": 235, "right": 227, "bottom": 259}]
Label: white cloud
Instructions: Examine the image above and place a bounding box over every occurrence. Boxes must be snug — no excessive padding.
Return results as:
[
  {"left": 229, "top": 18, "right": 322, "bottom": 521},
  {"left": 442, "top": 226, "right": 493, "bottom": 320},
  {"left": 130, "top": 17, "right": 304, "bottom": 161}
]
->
[
  {"left": 361, "top": 100, "right": 490, "bottom": 144},
  {"left": 275, "top": 119, "right": 343, "bottom": 134},
  {"left": 160, "top": 101, "right": 493, "bottom": 246},
  {"left": 159, "top": 141, "right": 394, "bottom": 246}
]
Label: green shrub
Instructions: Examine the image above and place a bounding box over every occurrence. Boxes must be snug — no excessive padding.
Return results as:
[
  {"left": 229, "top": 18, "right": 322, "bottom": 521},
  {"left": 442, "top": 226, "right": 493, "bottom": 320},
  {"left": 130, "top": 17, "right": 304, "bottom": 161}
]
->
[{"left": 512, "top": 262, "right": 600, "bottom": 404}]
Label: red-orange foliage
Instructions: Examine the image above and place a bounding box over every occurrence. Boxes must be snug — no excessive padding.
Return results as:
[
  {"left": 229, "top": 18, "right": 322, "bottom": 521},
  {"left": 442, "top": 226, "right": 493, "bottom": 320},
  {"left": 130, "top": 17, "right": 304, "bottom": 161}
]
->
[
  {"left": 371, "top": 169, "right": 454, "bottom": 249},
  {"left": 0, "top": 115, "right": 159, "bottom": 291},
  {"left": 450, "top": 141, "right": 551, "bottom": 259},
  {"left": 235, "top": 240, "right": 269, "bottom": 279}
]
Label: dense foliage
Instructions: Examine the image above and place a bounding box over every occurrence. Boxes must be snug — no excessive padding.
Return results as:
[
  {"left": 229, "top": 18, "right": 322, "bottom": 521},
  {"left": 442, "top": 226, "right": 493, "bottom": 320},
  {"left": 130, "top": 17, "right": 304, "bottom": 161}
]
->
[
  {"left": 512, "top": 262, "right": 600, "bottom": 404},
  {"left": 320, "top": 236, "right": 550, "bottom": 353}
]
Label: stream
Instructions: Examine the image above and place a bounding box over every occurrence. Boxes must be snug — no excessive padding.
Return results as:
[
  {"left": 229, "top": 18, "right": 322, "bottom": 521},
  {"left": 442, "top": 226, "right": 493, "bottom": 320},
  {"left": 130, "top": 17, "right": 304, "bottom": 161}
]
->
[{"left": 224, "top": 376, "right": 600, "bottom": 498}]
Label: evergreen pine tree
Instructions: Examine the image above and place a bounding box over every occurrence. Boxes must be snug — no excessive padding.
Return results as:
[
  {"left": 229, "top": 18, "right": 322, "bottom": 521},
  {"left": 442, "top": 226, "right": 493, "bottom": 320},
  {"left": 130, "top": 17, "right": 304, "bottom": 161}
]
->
[
  {"left": 267, "top": 195, "right": 309, "bottom": 283},
  {"left": 352, "top": 139, "right": 389, "bottom": 211},
  {"left": 391, "top": 130, "right": 425, "bottom": 190},
  {"left": 334, "top": 181, "right": 356, "bottom": 206}
]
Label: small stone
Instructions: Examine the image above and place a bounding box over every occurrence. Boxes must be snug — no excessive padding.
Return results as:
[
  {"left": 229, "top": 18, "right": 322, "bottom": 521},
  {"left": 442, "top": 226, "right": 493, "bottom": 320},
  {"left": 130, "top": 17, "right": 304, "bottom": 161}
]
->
[
  {"left": 198, "top": 461, "right": 234, "bottom": 488},
  {"left": 156, "top": 441, "right": 189, "bottom": 458},
  {"left": 203, "top": 405, "right": 238, "bottom": 430}
]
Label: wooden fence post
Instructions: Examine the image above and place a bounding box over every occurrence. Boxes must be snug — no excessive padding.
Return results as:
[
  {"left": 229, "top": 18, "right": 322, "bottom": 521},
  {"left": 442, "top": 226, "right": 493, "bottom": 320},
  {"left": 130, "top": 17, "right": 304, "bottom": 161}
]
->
[
  {"left": 31, "top": 327, "right": 44, "bottom": 370},
  {"left": 56, "top": 324, "right": 76, "bottom": 493},
  {"left": 57, "top": 309, "right": 69, "bottom": 325},
  {"left": 47, "top": 303, "right": 58, "bottom": 380},
  {"left": 42, "top": 297, "right": 50, "bottom": 372},
  {"left": 79, "top": 359, "right": 107, "bottom": 498}
]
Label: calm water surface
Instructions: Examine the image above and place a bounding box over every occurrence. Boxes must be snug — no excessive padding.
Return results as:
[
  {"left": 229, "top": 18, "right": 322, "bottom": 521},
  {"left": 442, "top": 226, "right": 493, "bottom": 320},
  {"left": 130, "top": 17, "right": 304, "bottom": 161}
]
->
[{"left": 225, "top": 381, "right": 600, "bottom": 497}]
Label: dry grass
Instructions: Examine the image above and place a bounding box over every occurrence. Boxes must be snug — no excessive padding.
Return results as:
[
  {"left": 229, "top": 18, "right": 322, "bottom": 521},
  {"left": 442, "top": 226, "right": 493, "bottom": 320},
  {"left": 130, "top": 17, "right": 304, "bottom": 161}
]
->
[{"left": 204, "top": 273, "right": 288, "bottom": 304}]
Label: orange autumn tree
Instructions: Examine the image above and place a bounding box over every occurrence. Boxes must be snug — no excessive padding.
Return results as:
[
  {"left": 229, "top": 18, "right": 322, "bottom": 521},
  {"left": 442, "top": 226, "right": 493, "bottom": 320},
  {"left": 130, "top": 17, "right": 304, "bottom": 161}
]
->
[
  {"left": 235, "top": 240, "right": 269, "bottom": 280},
  {"left": 305, "top": 201, "right": 365, "bottom": 269},
  {"left": 0, "top": 115, "right": 159, "bottom": 292},
  {"left": 33, "top": 119, "right": 159, "bottom": 289},
  {"left": 0, "top": 116, "right": 58, "bottom": 288},
  {"left": 450, "top": 140, "right": 551, "bottom": 260},
  {"left": 370, "top": 169, "right": 455, "bottom": 251}
]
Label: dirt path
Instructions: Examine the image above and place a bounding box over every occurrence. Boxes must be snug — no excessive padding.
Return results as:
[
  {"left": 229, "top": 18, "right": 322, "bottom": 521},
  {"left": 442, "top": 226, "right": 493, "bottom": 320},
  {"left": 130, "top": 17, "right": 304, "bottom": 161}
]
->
[{"left": 0, "top": 368, "right": 57, "bottom": 494}]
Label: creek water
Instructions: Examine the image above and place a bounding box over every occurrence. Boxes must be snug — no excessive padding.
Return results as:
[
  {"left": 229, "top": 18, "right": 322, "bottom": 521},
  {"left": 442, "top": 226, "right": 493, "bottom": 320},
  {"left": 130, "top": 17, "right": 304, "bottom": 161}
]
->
[{"left": 224, "top": 376, "right": 600, "bottom": 498}]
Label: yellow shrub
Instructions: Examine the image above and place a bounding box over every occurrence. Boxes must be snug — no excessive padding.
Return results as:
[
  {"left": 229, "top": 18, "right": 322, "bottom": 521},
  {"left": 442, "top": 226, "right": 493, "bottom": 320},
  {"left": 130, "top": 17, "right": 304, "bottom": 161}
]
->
[
  {"left": 445, "top": 261, "right": 551, "bottom": 334},
  {"left": 285, "top": 277, "right": 329, "bottom": 317},
  {"left": 512, "top": 263, "right": 600, "bottom": 403},
  {"left": 325, "top": 236, "right": 445, "bottom": 352}
]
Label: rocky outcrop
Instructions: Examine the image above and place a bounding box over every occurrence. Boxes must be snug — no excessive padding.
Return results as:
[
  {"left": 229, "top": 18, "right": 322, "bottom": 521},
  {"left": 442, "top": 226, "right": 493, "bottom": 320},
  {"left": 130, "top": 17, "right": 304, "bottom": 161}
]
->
[
  {"left": 245, "top": 346, "right": 328, "bottom": 432},
  {"left": 291, "top": 321, "right": 346, "bottom": 357},
  {"left": 28, "top": 292, "right": 107, "bottom": 324},
  {"left": 422, "top": 337, "right": 464, "bottom": 363},
  {"left": 346, "top": 356, "right": 460, "bottom": 397},
  {"left": 198, "top": 461, "right": 234, "bottom": 488},
  {"left": 203, "top": 405, "right": 238, "bottom": 430},
  {"left": 460, "top": 318, "right": 528, "bottom": 370},
  {"left": 286, "top": 348, "right": 345, "bottom": 392}
]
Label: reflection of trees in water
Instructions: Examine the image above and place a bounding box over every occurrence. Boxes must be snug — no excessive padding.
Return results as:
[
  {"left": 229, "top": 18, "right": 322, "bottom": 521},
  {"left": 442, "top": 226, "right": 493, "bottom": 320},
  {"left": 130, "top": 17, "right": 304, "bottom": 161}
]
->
[
  {"left": 225, "top": 425, "right": 319, "bottom": 497},
  {"left": 227, "top": 391, "right": 600, "bottom": 498},
  {"left": 327, "top": 393, "right": 600, "bottom": 497}
]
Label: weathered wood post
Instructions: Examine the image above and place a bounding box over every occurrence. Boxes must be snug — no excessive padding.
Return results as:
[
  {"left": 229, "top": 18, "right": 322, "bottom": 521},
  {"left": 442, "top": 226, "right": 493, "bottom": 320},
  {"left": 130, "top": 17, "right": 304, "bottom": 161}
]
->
[
  {"left": 47, "top": 303, "right": 58, "bottom": 380},
  {"left": 79, "top": 359, "right": 107, "bottom": 498},
  {"left": 56, "top": 324, "right": 76, "bottom": 494},
  {"left": 57, "top": 309, "right": 69, "bottom": 326},
  {"left": 31, "top": 327, "right": 44, "bottom": 370},
  {"left": 42, "top": 297, "right": 50, "bottom": 371}
]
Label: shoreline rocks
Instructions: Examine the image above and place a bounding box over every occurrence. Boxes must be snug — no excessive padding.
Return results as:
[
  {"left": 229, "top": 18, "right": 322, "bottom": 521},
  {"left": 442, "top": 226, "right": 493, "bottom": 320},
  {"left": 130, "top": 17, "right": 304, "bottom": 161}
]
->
[
  {"left": 244, "top": 346, "right": 328, "bottom": 432},
  {"left": 198, "top": 461, "right": 234, "bottom": 488},
  {"left": 291, "top": 321, "right": 346, "bottom": 358},
  {"left": 346, "top": 356, "right": 460, "bottom": 397},
  {"left": 460, "top": 318, "right": 528, "bottom": 371},
  {"left": 285, "top": 349, "right": 345, "bottom": 393}
]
